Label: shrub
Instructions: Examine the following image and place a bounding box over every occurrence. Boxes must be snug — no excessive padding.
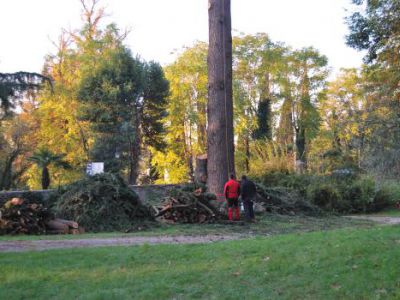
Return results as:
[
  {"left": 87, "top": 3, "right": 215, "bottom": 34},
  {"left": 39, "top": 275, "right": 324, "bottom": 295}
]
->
[
  {"left": 378, "top": 181, "right": 400, "bottom": 204},
  {"left": 372, "top": 188, "right": 392, "bottom": 212},
  {"left": 260, "top": 172, "right": 317, "bottom": 197},
  {"left": 341, "top": 177, "right": 375, "bottom": 213},
  {"left": 257, "top": 171, "right": 398, "bottom": 214},
  {"left": 308, "top": 184, "right": 344, "bottom": 212}
]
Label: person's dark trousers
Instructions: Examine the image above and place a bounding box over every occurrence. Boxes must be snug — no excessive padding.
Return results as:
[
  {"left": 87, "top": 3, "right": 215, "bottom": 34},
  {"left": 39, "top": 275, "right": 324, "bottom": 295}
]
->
[{"left": 243, "top": 199, "right": 255, "bottom": 221}]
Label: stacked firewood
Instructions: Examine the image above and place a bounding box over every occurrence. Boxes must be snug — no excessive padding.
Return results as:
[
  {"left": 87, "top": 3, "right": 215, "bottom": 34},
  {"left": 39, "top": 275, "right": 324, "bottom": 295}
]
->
[
  {"left": 0, "top": 197, "right": 84, "bottom": 235},
  {"left": 0, "top": 197, "right": 53, "bottom": 235},
  {"left": 153, "top": 188, "right": 221, "bottom": 224}
]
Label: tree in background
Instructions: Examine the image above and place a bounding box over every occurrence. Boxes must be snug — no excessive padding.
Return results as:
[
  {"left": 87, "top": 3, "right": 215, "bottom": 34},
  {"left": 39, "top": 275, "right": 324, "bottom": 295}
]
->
[
  {"left": 0, "top": 72, "right": 51, "bottom": 120},
  {"left": 153, "top": 42, "right": 207, "bottom": 183},
  {"left": 347, "top": 0, "right": 400, "bottom": 176},
  {"left": 78, "top": 46, "right": 144, "bottom": 184},
  {"left": 346, "top": 0, "right": 400, "bottom": 63},
  {"left": 285, "top": 48, "right": 328, "bottom": 167},
  {"left": 25, "top": 0, "right": 168, "bottom": 186},
  {"left": 29, "top": 148, "right": 71, "bottom": 190},
  {"left": 78, "top": 47, "right": 168, "bottom": 184},
  {"left": 141, "top": 62, "right": 170, "bottom": 183},
  {"left": 310, "top": 68, "right": 367, "bottom": 172},
  {"left": 0, "top": 73, "right": 50, "bottom": 190},
  {"left": 0, "top": 117, "right": 36, "bottom": 190},
  {"left": 232, "top": 33, "right": 285, "bottom": 173},
  {"left": 25, "top": 1, "right": 110, "bottom": 188}
]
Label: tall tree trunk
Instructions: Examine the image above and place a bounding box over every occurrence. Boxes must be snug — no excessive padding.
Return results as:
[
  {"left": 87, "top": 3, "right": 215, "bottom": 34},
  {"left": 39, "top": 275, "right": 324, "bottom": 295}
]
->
[
  {"left": 187, "top": 122, "right": 194, "bottom": 181},
  {"left": 0, "top": 154, "right": 15, "bottom": 190},
  {"left": 224, "top": 0, "right": 235, "bottom": 177},
  {"left": 128, "top": 107, "right": 141, "bottom": 185},
  {"left": 297, "top": 69, "right": 310, "bottom": 167},
  {"left": 295, "top": 126, "right": 306, "bottom": 164},
  {"left": 197, "top": 99, "right": 207, "bottom": 152},
  {"left": 278, "top": 97, "right": 294, "bottom": 148},
  {"left": 42, "top": 166, "right": 50, "bottom": 190},
  {"left": 207, "top": 0, "right": 234, "bottom": 195},
  {"left": 245, "top": 135, "right": 250, "bottom": 173}
]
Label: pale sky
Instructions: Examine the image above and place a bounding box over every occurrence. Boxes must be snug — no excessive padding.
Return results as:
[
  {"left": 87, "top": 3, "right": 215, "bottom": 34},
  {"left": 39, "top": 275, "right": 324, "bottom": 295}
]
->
[{"left": 0, "top": 0, "right": 364, "bottom": 77}]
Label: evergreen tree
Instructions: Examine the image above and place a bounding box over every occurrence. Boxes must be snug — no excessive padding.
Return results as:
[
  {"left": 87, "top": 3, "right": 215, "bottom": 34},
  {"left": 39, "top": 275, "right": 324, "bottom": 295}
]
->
[
  {"left": 0, "top": 72, "right": 51, "bottom": 119},
  {"left": 141, "top": 61, "right": 169, "bottom": 183},
  {"left": 78, "top": 46, "right": 144, "bottom": 183},
  {"left": 142, "top": 62, "right": 169, "bottom": 152},
  {"left": 253, "top": 99, "right": 272, "bottom": 140}
]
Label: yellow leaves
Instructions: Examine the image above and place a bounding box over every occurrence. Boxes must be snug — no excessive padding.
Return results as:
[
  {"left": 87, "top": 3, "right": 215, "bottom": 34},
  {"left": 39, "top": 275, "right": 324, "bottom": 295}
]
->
[{"left": 151, "top": 149, "right": 189, "bottom": 184}]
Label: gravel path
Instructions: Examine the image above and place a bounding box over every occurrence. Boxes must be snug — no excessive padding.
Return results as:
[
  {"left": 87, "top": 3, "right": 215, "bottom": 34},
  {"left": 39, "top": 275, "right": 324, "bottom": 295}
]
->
[
  {"left": 347, "top": 216, "right": 400, "bottom": 225},
  {"left": 0, "top": 235, "right": 239, "bottom": 253}
]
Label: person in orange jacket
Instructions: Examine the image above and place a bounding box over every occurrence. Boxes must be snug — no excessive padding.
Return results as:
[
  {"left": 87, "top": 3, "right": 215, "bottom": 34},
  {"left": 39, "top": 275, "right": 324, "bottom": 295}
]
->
[{"left": 224, "top": 173, "right": 241, "bottom": 221}]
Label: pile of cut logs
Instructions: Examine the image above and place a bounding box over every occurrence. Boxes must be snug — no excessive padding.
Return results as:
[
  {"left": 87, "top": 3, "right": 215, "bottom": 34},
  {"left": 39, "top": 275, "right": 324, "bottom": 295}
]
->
[
  {"left": 153, "top": 188, "right": 221, "bottom": 224},
  {"left": 0, "top": 198, "right": 84, "bottom": 235}
]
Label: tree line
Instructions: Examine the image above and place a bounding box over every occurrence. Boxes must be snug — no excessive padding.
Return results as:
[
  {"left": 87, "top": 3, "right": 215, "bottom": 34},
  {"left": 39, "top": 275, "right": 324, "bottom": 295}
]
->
[{"left": 1, "top": 0, "right": 399, "bottom": 190}]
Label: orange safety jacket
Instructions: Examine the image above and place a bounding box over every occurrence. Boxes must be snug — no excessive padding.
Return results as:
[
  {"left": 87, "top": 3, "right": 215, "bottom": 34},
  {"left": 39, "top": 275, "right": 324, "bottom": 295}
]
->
[{"left": 224, "top": 179, "right": 240, "bottom": 199}]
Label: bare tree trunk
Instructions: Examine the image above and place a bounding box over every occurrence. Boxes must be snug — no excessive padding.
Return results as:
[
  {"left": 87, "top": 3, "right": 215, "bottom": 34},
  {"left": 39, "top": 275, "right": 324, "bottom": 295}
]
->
[
  {"left": 224, "top": 0, "right": 235, "bottom": 177},
  {"left": 245, "top": 135, "right": 250, "bottom": 173},
  {"left": 197, "top": 100, "right": 207, "bottom": 152},
  {"left": 295, "top": 126, "right": 306, "bottom": 165},
  {"left": 188, "top": 122, "right": 195, "bottom": 181},
  {"left": 128, "top": 107, "right": 141, "bottom": 185},
  {"left": 207, "top": 0, "right": 234, "bottom": 195}
]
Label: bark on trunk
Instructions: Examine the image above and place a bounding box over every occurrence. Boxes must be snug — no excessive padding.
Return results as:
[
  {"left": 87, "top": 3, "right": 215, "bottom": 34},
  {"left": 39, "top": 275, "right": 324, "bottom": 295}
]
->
[
  {"left": 224, "top": 0, "right": 235, "bottom": 177},
  {"left": 295, "top": 126, "right": 306, "bottom": 166},
  {"left": 207, "top": 0, "right": 235, "bottom": 195},
  {"left": 245, "top": 135, "right": 250, "bottom": 173},
  {"left": 197, "top": 100, "right": 207, "bottom": 152},
  {"left": 128, "top": 106, "right": 141, "bottom": 185},
  {"left": 278, "top": 96, "right": 294, "bottom": 149},
  {"left": 195, "top": 154, "right": 208, "bottom": 183},
  {"left": 0, "top": 149, "right": 21, "bottom": 190},
  {"left": 42, "top": 166, "right": 50, "bottom": 190}
]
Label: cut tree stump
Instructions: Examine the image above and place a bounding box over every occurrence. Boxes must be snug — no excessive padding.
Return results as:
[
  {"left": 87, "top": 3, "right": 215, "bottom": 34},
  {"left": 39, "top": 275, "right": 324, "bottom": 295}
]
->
[{"left": 195, "top": 154, "right": 207, "bottom": 184}]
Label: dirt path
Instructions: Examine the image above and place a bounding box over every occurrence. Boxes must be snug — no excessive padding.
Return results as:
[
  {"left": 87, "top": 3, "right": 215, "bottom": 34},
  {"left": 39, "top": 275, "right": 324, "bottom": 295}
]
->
[
  {"left": 347, "top": 216, "right": 400, "bottom": 225},
  {"left": 0, "top": 235, "right": 239, "bottom": 253}
]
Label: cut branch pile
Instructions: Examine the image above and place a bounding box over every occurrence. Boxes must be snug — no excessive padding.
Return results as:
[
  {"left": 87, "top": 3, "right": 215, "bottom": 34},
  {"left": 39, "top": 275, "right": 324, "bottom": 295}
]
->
[
  {"left": 0, "top": 197, "right": 53, "bottom": 235},
  {"left": 154, "top": 187, "right": 221, "bottom": 223},
  {"left": 255, "top": 183, "right": 322, "bottom": 216},
  {"left": 55, "top": 173, "right": 153, "bottom": 232}
]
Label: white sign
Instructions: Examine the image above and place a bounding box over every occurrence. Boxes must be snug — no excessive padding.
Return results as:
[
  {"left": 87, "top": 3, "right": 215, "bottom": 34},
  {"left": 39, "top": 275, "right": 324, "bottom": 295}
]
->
[{"left": 86, "top": 162, "right": 104, "bottom": 176}]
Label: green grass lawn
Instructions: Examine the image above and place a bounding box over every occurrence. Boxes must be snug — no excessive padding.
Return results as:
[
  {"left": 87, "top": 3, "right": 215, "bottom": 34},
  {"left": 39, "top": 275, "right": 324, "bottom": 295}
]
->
[
  {"left": 368, "top": 208, "right": 400, "bottom": 217},
  {"left": 1, "top": 225, "right": 400, "bottom": 299},
  {"left": 0, "top": 214, "right": 373, "bottom": 241}
]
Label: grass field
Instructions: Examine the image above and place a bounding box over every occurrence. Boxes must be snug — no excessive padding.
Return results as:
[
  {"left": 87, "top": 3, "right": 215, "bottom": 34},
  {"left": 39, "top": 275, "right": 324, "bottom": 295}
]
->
[
  {"left": 368, "top": 208, "right": 400, "bottom": 217},
  {"left": 0, "top": 214, "right": 373, "bottom": 241},
  {"left": 1, "top": 224, "right": 400, "bottom": 299}
]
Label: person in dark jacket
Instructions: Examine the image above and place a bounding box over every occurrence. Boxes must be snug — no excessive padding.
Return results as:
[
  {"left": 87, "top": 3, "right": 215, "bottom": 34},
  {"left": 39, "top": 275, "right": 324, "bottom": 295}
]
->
[{"left": 240, "top": 175, "right": 256, "bottom": 222}]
